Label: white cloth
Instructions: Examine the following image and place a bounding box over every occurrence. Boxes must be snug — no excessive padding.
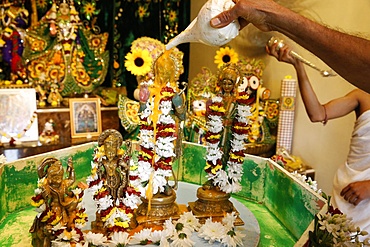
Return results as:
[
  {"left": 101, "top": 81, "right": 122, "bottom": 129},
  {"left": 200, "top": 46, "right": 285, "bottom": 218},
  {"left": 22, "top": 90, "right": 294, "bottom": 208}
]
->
[{"left": 332, "top": 110, "right": 370, "bottom": 235}]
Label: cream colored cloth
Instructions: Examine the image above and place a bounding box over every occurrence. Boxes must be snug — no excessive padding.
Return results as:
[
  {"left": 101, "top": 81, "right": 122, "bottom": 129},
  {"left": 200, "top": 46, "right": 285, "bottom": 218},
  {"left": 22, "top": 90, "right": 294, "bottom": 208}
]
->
[{"left": 332, "top": 110, "right": 370, "bottom": 235}]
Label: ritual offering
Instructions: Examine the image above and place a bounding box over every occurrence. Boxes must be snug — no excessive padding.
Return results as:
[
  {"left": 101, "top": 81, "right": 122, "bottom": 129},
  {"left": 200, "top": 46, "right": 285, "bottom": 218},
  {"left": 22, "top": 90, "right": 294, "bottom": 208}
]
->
[{"left": 165, "top": 0, "right": 239, "bottom": 49}]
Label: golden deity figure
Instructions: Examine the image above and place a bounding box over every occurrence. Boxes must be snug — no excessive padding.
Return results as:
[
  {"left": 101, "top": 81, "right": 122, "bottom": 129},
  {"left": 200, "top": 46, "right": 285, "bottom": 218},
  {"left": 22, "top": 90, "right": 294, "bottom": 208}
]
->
[
  {"left": 30, "top": 157, "right": 86, "bottom": 247},
  {"left": 132, "top": 47, "right": 187, "bottom": 224},
  {"left": 23, "top": 0, "right": 109, "bottom": 99},
  {"left": 97, "top": 129, "right": 130, "bottom": 201},
  {"left": 88, "top": 129, "right": 137, "bottom": 233},
  {"left": 119, "top": 37, "right": 165, "bottom": 139},
  {"left": 188, "top": 63, "right": 246, "bottom": 225}
]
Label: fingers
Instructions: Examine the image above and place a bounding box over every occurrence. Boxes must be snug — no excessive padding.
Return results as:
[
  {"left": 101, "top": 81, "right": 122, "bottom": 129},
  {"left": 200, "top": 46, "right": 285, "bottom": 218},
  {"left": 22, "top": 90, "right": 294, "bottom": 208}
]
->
[
  {"left": 341, "top": 184, "right": 361, "bottom": 206},
  {"left": 210, "top": 7, "right": 240, "bottom": 28}
]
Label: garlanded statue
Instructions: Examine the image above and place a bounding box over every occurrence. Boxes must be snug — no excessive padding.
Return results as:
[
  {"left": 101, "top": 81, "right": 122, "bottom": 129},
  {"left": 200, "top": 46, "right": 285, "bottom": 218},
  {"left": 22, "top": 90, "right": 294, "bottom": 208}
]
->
[
  {"left": 23, "top": 0, "right": 109, "bottom": 100},
  {"left": 130, "top": 47, "right": 186, "bottom": 222},
  {"left": 237, "top": 58, "right": 277, "bottom": 157},
  {"left": 188, "top": 63, "right": 248, "bottom": 223},
  {"left": 203, "top": 63, "right": 250, "bottom": 193},
  {"left": 0, "top": 0, "right": 28, "bottom": 82},
  {"left": 30, "top": 157, "right": 87, "bottom": 247},
  {"left": 87, "top": 129, "right": 138, "bottom": 233}
]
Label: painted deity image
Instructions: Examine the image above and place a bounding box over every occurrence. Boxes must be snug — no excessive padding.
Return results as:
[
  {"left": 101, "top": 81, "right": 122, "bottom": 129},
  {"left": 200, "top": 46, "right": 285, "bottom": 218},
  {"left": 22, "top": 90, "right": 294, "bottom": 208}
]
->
[{"left": 23, "top": 0, "right": 109, "bottom": 97}]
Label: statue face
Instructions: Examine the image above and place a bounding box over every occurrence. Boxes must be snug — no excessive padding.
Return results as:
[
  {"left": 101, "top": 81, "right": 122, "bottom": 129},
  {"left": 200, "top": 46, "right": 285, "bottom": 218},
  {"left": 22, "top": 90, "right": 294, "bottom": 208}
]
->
[
  {"left": 104, "top": 136, "right": 118, "bottom": 161},
  {"left": 59, "top": 3, "right": 70, "bottom": 16},
  {"left": 220, "top": 78, "right": 234, "bottom": 94},
  {"left": 48, "top": 162, "right": 64, "bottom": 187}
]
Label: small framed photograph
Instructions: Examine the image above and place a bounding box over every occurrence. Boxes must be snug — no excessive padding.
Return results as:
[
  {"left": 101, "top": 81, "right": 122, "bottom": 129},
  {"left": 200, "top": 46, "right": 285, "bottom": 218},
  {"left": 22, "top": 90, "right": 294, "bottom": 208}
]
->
[{"left": 69, "top": 98, "right": 102, "bottom": 138}]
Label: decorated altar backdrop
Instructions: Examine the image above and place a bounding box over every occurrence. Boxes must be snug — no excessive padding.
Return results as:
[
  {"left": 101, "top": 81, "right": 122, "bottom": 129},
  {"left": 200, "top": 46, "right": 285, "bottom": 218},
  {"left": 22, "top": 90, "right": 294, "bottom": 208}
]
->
[
  {"left": 0, "top": 0, "right": 189, "bottom": 99},
  {"left": 112, "top": 0, "right": 190, "bottom": 99}
]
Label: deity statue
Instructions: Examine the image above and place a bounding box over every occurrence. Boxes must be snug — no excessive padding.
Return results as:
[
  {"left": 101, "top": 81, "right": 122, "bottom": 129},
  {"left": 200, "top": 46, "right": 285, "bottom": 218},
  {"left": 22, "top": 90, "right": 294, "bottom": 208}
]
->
[
  {"left": 89, "top": 129, "right": 136, "bottom": 232},
  {"left": 237, "top": 58, "right": 277, "bottom": 157},
  {"left": 23, "top": 0, "right": 109, "bottom": 99},
  {"left": 119, "top": 37, "right": 166, "bottom": 140},
  {"left": 189, "top": 63, "right": 248, "bottom": 221},
  {"left": 216, "top": 64, "right": 241, "bottom": 161},
  {"left": 97, "top": 129, "right": 130, "bottom": 201},
  {"left": 30, "top": 157, "right": 86, "bottom": 247},
  {"left": 39, "top": 119, "right": 59, "bottom": 144},
  {"left": 133, "top": 48, "right": 186, "bottom": 222},
  {"left": 0, "top": 0, "right": 28, "bottom": 81}
]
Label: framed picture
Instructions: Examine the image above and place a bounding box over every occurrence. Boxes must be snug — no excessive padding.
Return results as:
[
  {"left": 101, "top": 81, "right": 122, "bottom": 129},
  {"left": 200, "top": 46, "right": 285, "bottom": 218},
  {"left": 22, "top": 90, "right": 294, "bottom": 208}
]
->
[
  {"left": 69, "top": 98, "right": 102, "bottom": 138},
  {"left": 0, "top": 88, "right": 39, "bottom": 143}
]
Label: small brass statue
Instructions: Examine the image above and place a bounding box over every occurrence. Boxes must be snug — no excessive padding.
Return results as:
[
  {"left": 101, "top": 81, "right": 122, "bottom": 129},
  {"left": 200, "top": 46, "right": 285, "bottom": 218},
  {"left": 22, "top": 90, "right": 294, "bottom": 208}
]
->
[
  {"left": 91, "top": 129, "right": 136, "bottom": 232},
  {"left": 30, "top": 157, "right": 85, "bottom": 247}
]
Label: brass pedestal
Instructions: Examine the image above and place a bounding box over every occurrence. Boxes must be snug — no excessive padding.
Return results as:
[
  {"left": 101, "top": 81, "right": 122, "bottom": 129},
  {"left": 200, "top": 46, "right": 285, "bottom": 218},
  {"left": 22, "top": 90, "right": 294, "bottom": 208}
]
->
[
  {"left": 188, "top": 186, "right": 244, "bottom": 226},
  {"left": 135, "top": 191, "right": 186, "bottom": 225}
]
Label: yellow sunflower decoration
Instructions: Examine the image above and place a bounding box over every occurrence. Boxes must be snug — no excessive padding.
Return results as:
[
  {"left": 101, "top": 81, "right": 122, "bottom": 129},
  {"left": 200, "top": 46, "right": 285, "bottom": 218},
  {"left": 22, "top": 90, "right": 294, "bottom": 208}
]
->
[
  {"left": 214, "top": 46, "right": 239, "bottom": 68},
  {"left": 125, "top": 49, "right": 153, "bottom": 76}
]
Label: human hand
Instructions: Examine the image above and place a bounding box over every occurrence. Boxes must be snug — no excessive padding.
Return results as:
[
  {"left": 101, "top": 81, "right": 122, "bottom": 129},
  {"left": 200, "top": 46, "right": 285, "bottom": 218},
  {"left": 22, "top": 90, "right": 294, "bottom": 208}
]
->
[
  {"left": 340, "top": 180, "right": 370, "bottom": 206},
  {"left": 265, "top": 42, "right": 297, "bottom": 66},
  {"left": 210, "top": 0, "right": 282, "bottom": 32}
]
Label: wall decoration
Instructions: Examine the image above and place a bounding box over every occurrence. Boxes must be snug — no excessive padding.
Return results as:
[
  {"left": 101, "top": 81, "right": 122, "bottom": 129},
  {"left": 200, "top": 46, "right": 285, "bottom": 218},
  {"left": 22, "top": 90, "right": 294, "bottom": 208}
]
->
[
  {"left": 277, "top": 78, "right": 297, "bottom": 153},
  {"left": 0, "top": 88, "right": 39, "bottom": 143},
  {"left": 69, "top": 98, "right": 102, "bottom": 138}
]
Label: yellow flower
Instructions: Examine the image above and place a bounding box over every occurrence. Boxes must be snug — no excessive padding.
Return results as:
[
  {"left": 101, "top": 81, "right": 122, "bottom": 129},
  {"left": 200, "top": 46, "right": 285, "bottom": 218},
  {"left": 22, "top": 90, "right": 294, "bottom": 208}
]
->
[
  {"left": 36, "top": 0, "right": 48, "bottom": 9},
  {"left": 214, "top": 47, "right": 239, "bottom": 68},
  {"left": 168, "top": 10, "right": 178, "bottom": 23},
  {"left": 83, "top": 3, "right": 96, "bottom": 17},
  {"left": 125, "top": 49, "right": 152, "bottom": 76},
  {"left": 211, "top": 164, "right": 223, "bottom": 174},
  {"left": 114, "top": 219, "right": 130, "bottom": 228},
  {"left": 209, "top": 105, "right": 226, "bottom": 113},
  {"left": 31, "top": 199, "right": 44, "bottom": 208},
  {"left": 41, "top": 211, "right": 53, "bottom": 222}
]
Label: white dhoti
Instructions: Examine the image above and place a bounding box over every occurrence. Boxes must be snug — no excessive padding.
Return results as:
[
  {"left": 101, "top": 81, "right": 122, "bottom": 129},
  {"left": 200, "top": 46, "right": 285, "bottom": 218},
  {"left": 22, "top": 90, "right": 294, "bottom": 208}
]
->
[{"left": 332, "top": 110, "right": 370, "bottom": 236}]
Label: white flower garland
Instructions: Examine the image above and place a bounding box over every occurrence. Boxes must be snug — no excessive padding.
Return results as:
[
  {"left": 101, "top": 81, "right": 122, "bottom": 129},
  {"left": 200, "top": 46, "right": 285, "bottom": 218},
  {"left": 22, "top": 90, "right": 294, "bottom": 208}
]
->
[
  {"left": 205, "top": 95, "right": 250, "bottom": 193},
  {"left": 133, "top": 83, "right": 177, "bottom": 197}
]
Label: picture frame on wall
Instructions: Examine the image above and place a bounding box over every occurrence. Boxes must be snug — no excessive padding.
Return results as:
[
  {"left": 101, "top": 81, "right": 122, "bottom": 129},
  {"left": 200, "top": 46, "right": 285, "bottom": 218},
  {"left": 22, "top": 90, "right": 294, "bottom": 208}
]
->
[
  {"left": 69, "top": 98, "right": 102, "bottom": 138},
  {"left": 0, "top": 88, "right": 39, "bottom": 143}
]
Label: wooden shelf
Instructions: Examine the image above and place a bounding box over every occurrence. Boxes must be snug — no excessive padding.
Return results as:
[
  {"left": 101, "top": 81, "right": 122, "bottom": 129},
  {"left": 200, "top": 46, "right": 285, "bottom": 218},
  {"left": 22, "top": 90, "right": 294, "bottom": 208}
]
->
[{"left": 1, "top": 106, "right": 120, "bottom": 162}]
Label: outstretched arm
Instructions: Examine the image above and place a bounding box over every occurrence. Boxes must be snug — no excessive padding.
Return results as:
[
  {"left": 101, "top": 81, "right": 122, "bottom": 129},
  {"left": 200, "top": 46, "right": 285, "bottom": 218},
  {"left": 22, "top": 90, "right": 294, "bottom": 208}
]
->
[
  {"left": 210, "top": 0, "right": 370, "bottom": 93},
  {"left": 266, "top": 42, "right": 359, "bottom": 123}
]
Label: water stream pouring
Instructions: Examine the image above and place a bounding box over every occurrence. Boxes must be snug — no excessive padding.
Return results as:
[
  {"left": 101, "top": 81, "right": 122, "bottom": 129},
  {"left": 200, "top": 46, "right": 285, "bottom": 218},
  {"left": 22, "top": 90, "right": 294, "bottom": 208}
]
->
[{"left": 165, "top": 0, "right": 240, "bottom": 50}]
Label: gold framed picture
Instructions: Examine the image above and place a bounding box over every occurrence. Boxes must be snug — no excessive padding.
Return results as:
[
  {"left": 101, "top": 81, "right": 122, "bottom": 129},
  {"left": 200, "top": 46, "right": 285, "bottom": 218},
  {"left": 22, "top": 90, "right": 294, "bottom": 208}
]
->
[{"left": 69, "top": 98, "right": 102, "bottom": 138}]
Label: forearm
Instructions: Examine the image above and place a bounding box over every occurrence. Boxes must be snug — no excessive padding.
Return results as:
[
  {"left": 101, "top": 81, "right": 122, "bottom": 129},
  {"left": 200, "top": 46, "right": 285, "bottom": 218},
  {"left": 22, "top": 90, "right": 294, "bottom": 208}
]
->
[
  {"left": 294, "top": 62, "right": 326, "bottom": 122},
  {"left": 265, "top": 7, "right": 370, "bottom": 92}
]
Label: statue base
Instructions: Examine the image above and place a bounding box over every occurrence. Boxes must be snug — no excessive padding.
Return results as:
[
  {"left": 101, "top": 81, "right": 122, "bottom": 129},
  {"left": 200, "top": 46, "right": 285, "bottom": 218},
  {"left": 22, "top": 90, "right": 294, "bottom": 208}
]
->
[
  {"left": 188, "top": 186, "right": 244, "bottom": 226},
  {"left": 135, "top": 191, "right": 187, "bottom": 225}
]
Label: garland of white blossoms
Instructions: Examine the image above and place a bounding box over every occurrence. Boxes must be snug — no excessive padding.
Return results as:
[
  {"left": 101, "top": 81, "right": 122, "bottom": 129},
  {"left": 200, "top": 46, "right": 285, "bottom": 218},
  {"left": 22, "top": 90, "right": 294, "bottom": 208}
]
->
[
  {"left": 205, "top": 95, "right": 251, "bottom": 193},
  {"left": 82, "top": 211, "right": 246, "bottom": 247},
  {"left": 130, "top": 82, "right": 177, "bottom": 198}
]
